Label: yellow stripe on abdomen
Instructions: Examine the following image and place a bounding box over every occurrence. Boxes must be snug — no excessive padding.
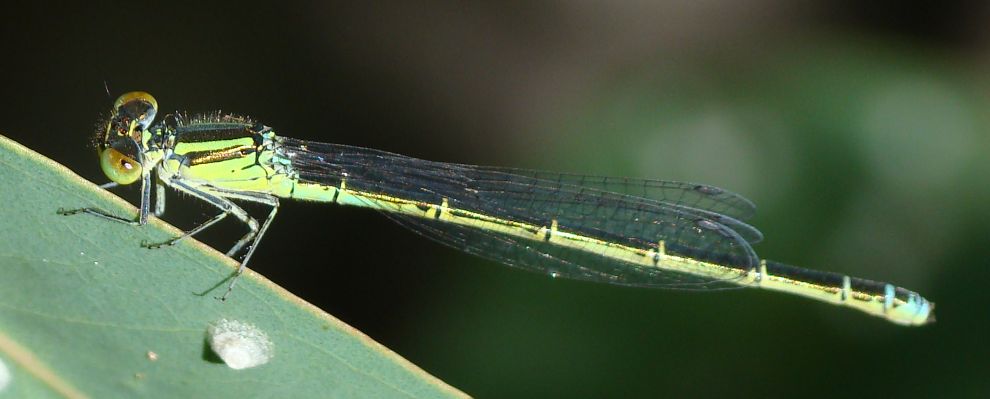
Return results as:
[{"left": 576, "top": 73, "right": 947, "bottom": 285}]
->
[{"left": 284, "top": 179, "right": 933, "bottom": 326}]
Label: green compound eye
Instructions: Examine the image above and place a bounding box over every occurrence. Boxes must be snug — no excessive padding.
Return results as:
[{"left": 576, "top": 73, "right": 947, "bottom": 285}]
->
[{"left": 100, "top": 147, "right": 142, "bottom": 184}]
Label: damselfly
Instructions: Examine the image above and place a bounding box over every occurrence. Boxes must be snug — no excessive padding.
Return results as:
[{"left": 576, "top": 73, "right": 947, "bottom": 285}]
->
[{"left": 59, "top": 92, "right": 934, "bottom": 326}]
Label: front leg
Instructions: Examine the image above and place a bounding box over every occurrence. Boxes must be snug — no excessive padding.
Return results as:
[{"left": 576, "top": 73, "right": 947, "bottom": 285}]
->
[{"left": 59, "top": 170, "right": 155, "bottom": 225}]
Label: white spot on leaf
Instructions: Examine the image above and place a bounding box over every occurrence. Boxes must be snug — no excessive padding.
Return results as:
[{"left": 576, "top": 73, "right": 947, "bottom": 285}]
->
[
  {"left": 207, "top": 319, "right": 273, "bottom": 370},
  {"left": 0, "top": 356, "right": 10, "bottom": 392}
]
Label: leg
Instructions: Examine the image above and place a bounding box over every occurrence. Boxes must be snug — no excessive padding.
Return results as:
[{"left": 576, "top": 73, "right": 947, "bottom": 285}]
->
[
  {"left": 158, "top": 182, "right": 281, "bottom": 301},
  {"left": 57, "top": 206, "right": 143, "bottom": 225},
  {"left": 206, "top": 191, "right": 280, "bottom": 301},
  {"left": 198, "top": 189, "right": 280, "bottom": 258},
  {"left": 59, "top": 170, "right": 155, "bottom": 225},
  {"left": 141, "top": 180, "right": 258, "bottom": 249},
  {"left": 154, "top": 173, "right": 167, "bottom": 217},
  {"left": 140, "top": 209, "right": 231, "bottom": 249},
  {"left": 224, "top": 200, "right": 269, "bottom": 257}
]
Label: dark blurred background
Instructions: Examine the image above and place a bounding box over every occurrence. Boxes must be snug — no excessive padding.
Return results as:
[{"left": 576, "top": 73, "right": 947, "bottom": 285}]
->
[{"left": 1, "top": 1, "right": 987, "bottom": 397}]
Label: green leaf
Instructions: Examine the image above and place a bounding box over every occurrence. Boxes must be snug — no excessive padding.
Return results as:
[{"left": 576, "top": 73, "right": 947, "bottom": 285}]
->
[{"left": 0, "top": 135, "right": 466, "bottom": 399}]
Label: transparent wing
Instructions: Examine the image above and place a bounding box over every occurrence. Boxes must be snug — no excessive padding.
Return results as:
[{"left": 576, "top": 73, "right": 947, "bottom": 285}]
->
[
  {"left": 277, "top": 138, "right": 760, "bottom": 289},
  {"left": 473, "top": 167, "right": 758, "bottom": 221},
  {"left": 464, "top": 166, "right": 763, "bottom": 244},
  {"left": 379, "top": 209, "right": 753, "bottom": 289}
]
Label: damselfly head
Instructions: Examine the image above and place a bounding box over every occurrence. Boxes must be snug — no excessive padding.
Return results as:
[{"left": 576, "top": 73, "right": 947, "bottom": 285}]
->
[{"left": 96, "top": 91, "right": 158, "bottom": 185}]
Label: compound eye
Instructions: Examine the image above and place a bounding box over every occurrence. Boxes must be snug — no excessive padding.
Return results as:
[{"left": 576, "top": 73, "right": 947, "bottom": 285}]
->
[
  {"left": 113, "top": 91, "right": 159, "bottom": 130},
  {"left": 100, "top": 147, "right": 142, "bottom": 184}
]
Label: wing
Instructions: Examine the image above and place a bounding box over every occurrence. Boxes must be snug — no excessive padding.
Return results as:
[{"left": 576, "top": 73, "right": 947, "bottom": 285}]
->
[
  {"left": 464, "top": 166, "right": 763, "bottom": 244},
  {"left": 473, "top": 167, "right": 758, "bottom": 221},
  {"left": 278, "top": 139, "right": 760, "bottom": 289},
  {"left": 378, "top": 209, "right": 753, "bottom": 289}
]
